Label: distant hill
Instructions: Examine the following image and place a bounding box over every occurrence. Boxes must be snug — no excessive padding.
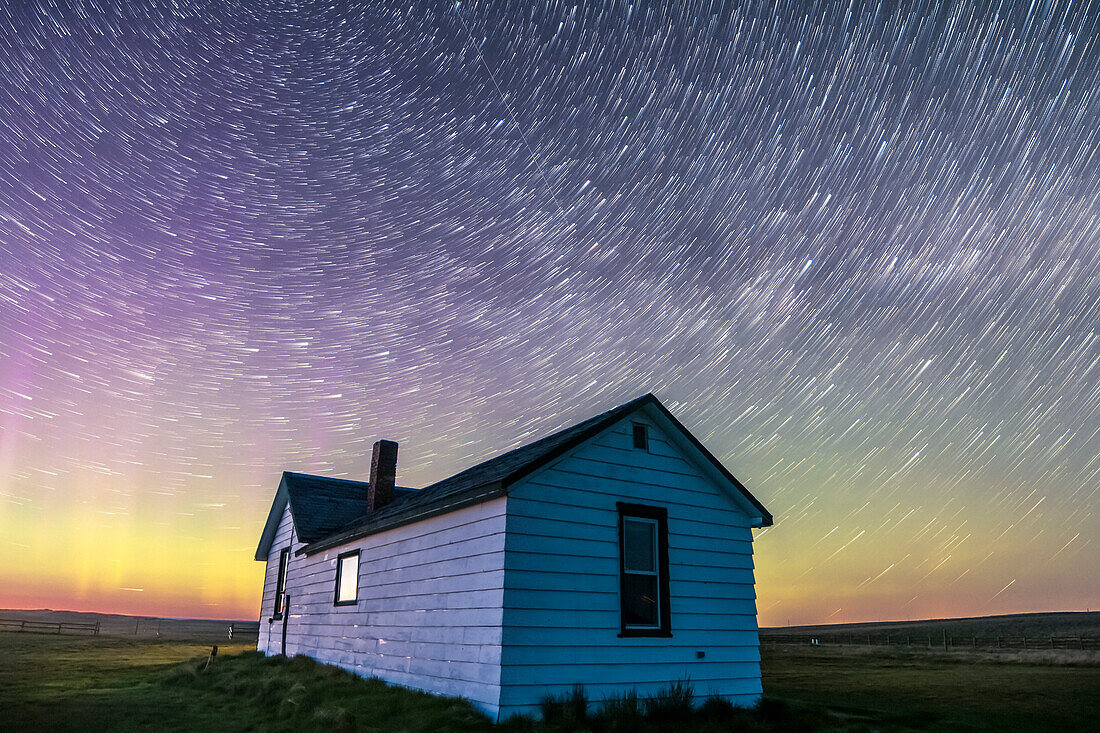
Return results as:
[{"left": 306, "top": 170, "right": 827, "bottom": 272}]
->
[
  {"left": 0, "top": 608, "right": 256, "bottom": 641},
  {"left": 761, "top": 611, "right": 1100, "bottom": 638}
]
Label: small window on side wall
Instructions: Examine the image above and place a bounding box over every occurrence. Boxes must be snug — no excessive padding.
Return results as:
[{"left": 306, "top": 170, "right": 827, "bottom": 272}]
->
[
  {"left": 334, "top": 550, "right": 359, "bottom": 606},
  {"left": 617, "top": 502, "right": 671, "bottom": 637},
  {"left": 633, "top": 423, "right": 649, "bottom": 451},
  {"left": 273, "top": 547, "right": 289, "bottom": 618}
]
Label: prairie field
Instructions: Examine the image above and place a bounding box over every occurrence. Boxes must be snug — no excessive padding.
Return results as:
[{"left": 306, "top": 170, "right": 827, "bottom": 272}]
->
[
  {"left": 761, "top": 644, "right": 1100, "bottom": 731},
  {"left": 763, "top": 610, "right": 1100, "bottom": 641},
  {"left": 2, "top": 610, "right": 1098, "bottom": 731}
]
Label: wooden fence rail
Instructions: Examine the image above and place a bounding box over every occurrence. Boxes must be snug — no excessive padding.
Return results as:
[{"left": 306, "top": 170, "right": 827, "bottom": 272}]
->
[
  {"left": 0, "top": 618, "right": 100, "bottom": 636},
  {"left": 227, "top": 622, "right": 260, "bottom": 641},
  {"left": 1, "top": 617, "right": 260, "bottom": 641},
  {"left": 761, "top": 632, "right": 1100, "bottom": 651}
]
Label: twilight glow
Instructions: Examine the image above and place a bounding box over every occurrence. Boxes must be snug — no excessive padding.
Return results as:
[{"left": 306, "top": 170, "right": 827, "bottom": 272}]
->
[{"left": 1, "top": 1, "right": 1097, "bottom": 623}]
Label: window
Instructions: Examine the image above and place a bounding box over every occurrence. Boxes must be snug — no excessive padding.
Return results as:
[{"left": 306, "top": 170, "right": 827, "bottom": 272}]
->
[
  {"left": 334, "top": 550, "right": 359, "bottom": 606},
  {"left": 273, "top": 547, "right": 289, "bottom": 618},
  {"left": 617, "top": 503, "right": 671, "bottom": 637},
  {"left": 633, "top": 423, "right": 649, "bottom": 451}
]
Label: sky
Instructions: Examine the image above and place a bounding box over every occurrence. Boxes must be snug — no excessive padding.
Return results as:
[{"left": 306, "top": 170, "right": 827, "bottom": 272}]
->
[{"left": 0, "top": 0, "right": 1097, "bottom": 624}]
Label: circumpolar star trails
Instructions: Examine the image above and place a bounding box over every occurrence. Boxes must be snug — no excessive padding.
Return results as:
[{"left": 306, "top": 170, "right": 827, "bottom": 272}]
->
[{"left": 0, "top": 0, "right": 1096, "bottom": 624}]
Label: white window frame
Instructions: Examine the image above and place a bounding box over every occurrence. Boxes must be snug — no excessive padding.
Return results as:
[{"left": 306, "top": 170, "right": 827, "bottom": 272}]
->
[
  {"left": 622, "top": 516, "right": 661, "bottom": 630},
  {"left": 334, "top": 550, "right": 360, "bottom": 606}
]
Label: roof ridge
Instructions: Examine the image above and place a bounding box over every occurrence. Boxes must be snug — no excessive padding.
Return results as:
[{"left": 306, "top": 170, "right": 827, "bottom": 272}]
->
[
  {"left": 283, "top": 470, "right": 371, "bottom": 484},
  {"left": 258, "top": 391, "right": 771, "bottom": 560},
  {"left": 304, "top": 393, "right": 662, "bottom": 554}
]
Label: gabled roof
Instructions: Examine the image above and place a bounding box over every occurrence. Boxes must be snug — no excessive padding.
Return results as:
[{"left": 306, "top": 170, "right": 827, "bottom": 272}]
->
[
  {"left": 253, "top": 472, "right": 416, "bottom": 561},
  {"left": 281, "top": 393, "right": 771, "bottom": 557},
  {"left": 284, "top": 472, "right": 418, "bottom": 543}
]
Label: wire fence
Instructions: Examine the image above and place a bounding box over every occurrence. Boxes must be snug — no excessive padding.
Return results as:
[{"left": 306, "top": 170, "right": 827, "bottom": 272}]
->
[
  {"left": 0, "top": 618, "right": 99, "bottom": 636},
  {"left": 0, "top": 615, "right": 259, "bottom": 642},
  {"left": 761, "top": 632, "right": 1100, "bottom": 651}
]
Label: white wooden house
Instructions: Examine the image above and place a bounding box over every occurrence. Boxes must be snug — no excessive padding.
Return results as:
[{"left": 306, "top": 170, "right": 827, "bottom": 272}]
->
[{"left": 254, "top": 393, "right": 772, "bottom": 720}]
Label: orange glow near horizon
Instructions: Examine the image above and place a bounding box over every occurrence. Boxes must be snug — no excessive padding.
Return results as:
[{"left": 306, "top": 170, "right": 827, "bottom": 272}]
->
[
  {"left": 1, "top": 0, "right": 1098, "bottom": 633},
  {"left": 2, "top": 499, "right": 265, "bottom": 620},
  {"left": 2, "top": 443, "right": 1093, "bottom": 625},
  {"left": 2, "top": 0, "right": 1100, "bottom": 629}
]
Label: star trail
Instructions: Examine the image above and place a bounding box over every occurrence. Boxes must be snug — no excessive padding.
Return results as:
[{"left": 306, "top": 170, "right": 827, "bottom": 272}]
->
[{"left": 1, "top": 0, "right": 1097, "bottom": 622}]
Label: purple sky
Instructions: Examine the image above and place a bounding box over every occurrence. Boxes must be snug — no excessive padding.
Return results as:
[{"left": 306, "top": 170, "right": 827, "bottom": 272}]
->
[{"left": 1, "top": 0, "right": 1097, "bottom": 621}]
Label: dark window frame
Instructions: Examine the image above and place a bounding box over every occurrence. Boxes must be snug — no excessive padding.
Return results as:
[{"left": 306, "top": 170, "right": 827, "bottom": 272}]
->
[
  {"left": 333, "top": 549, "right": 360, "bottom": 607},
  {"left": 273, "top": 547, "right": 289, "bottom": 619},
  {"left": 632, "top": 423, "right": 649, "bottom": 451},
  {"left": 617, "top": 502, "right": 671, "bottom": 637}
]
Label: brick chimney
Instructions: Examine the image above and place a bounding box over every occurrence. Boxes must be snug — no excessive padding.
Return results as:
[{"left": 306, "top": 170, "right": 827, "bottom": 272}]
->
[{"left": 368, "top": 439, "right": 398, "bottom": 511}]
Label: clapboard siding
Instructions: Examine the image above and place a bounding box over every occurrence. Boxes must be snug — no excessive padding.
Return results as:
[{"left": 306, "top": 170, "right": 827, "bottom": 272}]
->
[
  {"left": 255, "top": 398, "right": 767, "bottom": 722},
  {"left": 256, "top": 504, "right": 294, "bottom": 654},
  {"left": 521, "top": 473, "right": 754, "bottom": 530},
  {"left": 505, "top": 626, "right": 761, "bottom": 647},
  {"left": 504, "top": 645, "right": 759, "bottom": 665},
  {"left": 257, "top": 497, "right": 508, "bottom": 716},
  {"left": 502, "top": 661, "right": 762, "bottom": 684},
  {"left": 498, "top": 412, "right": 763, "bottom": 717}
]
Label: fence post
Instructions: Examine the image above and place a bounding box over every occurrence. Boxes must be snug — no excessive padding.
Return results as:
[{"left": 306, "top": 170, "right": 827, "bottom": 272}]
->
[
  {"left": 943, "top": 630, "right": 948, "bottom": 652},
  {"left": 94, "top": 622, "right": 100, "bottom": 636},
  {"left": 20, "top": 620, "right": 25, "bottom": 632},
  {"left": 972, "top": 636, "right": 976, "bottom": 649},
  {"left": 1023, "top": 635, "right": 1027, "bottom": 649},
  {"left": 1050, "top": 636, "right": 1054, "bottom": 650}
]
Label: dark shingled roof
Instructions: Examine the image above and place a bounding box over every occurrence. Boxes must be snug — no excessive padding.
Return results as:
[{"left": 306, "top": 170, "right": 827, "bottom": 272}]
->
[
  {"left": 303, "top": 394, "right": 654, "bottom": 553},
  {"left": 299, "top": 393, "right": 771, "bottom": 556},
  {"left": 283, "top": 472, "right": 416, "bottom": 544}
]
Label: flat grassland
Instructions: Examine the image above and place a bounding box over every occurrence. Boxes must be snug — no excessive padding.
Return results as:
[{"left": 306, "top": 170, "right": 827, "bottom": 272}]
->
[
  {"left": 763, "top": 609, "right": 1100, "bottom": 642},
  {"left": 2, "top": 611, "right": 1098, "bottom": 731},
  {"left": 762, "top": 644, "right": 1100, "bottom": 731},
  {"left": 0, "top": 633, "right": 494, "bottom": 732}
]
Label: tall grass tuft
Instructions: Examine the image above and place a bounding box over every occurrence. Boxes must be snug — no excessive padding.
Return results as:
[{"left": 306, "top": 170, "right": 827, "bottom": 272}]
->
[
  {"left": 592, "top": 690, "right": 645, "bottom": 732},
  {"left": 311, "top": 704, "right": 352, "bottom": 732},
  {"left": 539, "top": 684, "right": 589, "bottom": 729},
  {"left": 496, "top": 712, "right": 540, "bottom": 732},
  {"left": 697, "top": 695, "right": 765, "bottom": 731},
  {"left": 643, "top": 679, "right": 694, "bottom": 721},
  {"left": 278, "top": 680, "right": 309, "bottom": 717}
]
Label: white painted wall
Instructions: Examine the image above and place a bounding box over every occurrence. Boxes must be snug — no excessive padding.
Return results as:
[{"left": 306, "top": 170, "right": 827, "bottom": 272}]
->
[
  {"left": 257, "top": 502, "right": 293, "bottom": 655},
  {"left": 498, "top": 411, "right": 763, "bottom": 719},
  {"left": 256, "top": 497, "right": 508, "bottom": 717}
]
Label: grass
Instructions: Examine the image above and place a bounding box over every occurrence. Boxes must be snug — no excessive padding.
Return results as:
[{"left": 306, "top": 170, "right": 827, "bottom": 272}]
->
[
  {"left": 519, "top": 679, "right": 816, "bottom": 732},
  {"left": 0, "top": 634, "right": 491, "bottom": 732},
  {"left": 764, "top": 610, "right": 1100, "bottom": 640},
  {"left": 762, "top": 644, "right": 1100, "bottom": 731},
  {"left": 3, "top": 630, "right": 1099, "bottom": 731}
]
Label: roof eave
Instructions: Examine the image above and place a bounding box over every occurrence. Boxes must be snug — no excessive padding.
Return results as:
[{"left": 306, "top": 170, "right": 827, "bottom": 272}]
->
[
  {"left": 643, "top": 398, "right": 774, "bottom": 524},
  {"left": 496, "top": 393, "right": 774, "bottom": 526},
  {"left": 498, "top": 393, "right": 659, "bottom": 490},
  {"left": 298, "top": 480, "right": 506, "bottom": 556},
  {"left": 254, "top": 476, "right": 290, "bottom": 561}
]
